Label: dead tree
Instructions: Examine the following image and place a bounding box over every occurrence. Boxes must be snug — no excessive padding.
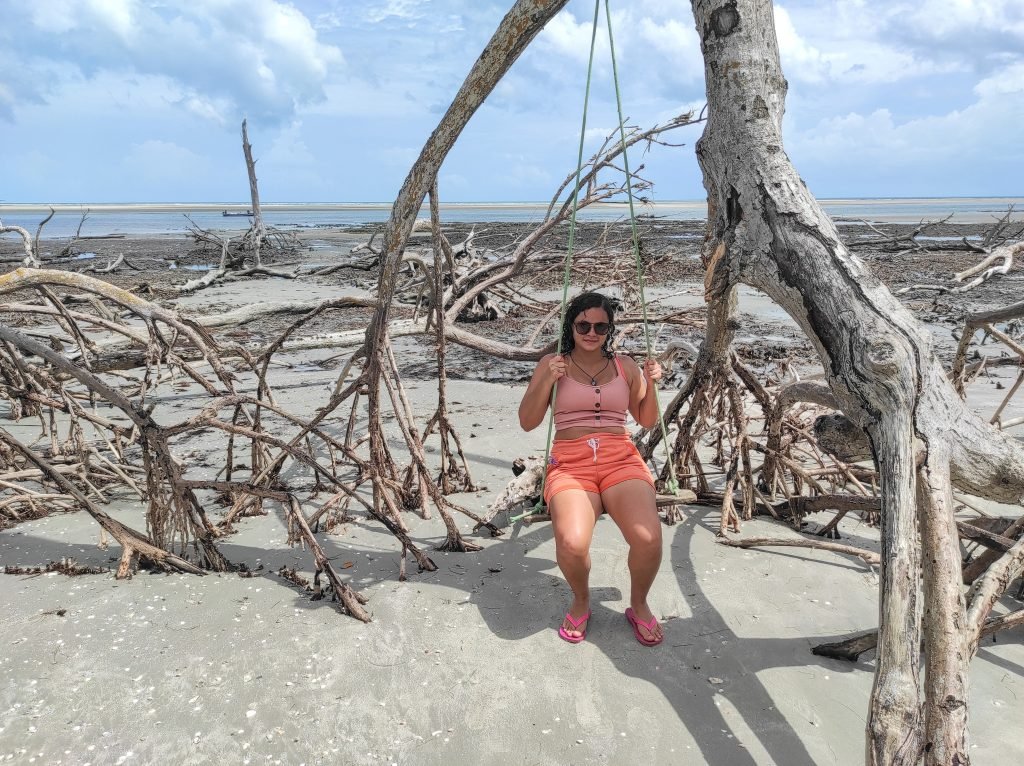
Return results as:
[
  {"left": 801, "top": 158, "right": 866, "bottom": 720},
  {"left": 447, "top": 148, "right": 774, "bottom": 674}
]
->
[
  {"left": 848, "top": 206, "right": 1023, "bottom": 257},
  {"left": 57, "top": 210, "right": 90, "bottom": 259},
  {"left": 0, "top": 0, "right": 704, "bottom": 613},
  {"left": 240, "top": 118, "right": 269, "bottom": 264},
  {"left": 0, "top": 207, "right": 54, "bottom": 267},
  {"left": 182, "top": 120, "right": 298, "bottom": 281},
  {"left": 687, "top": 1, "right": 1024, "bottom": 763}
]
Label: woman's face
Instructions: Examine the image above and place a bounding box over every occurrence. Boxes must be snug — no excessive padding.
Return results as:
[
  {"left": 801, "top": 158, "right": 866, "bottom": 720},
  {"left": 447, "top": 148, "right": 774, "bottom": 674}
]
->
[{"left": 571, "top": 306, "right": 611, "bottom": 354}]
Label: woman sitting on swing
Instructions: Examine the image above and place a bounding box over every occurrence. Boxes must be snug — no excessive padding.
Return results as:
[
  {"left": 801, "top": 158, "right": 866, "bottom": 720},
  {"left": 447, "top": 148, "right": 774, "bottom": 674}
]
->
[{"left": 518, "top": 291, "right": 664, "bottom": 646}]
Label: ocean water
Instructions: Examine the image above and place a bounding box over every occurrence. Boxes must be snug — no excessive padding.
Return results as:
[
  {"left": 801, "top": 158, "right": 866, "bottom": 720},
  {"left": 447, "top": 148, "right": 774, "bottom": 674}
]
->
[{"left": 0, "top": 198, "right": 1020, "bottom": 239}]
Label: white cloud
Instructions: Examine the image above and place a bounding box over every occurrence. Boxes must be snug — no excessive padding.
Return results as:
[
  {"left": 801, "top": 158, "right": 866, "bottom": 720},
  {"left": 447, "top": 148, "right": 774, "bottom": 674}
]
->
[
  {"left": 973, "top": 61, "right": 1024, "bottom": 98},
  {"left": 6, "top": 0, "right": 344, "bottom": 125},
  {"left": 635, "top": 17, "right": 705, "bottom": 84},
  {"left": 27, "top": 0, "right": 83, "bottom": 34},
  {"left": 254, "top": 2, "right": 341, "bottom": 81},
  {"left": 182, "top": 95, "right": 228, "bottom": 126},
  {"left": 121, "top": 139, "right": 204, "bottom": 181},
  {"left": 90, "top": 0, "right": 136, "bottom": 39},
  {"left": 362, "top": 0, "right": 427, "bottom": 24},
  {"left": 263, "top": 122, "right": 317, "bottom": 168},
  {"left": 788, "top": 56, "right": 1024, "bottom": 195},
  {"left": 0, "top": 82, "right": 13, "bottom": 120},
  {"left": 775, "top": 4, "right": 965, "bottom": 84},
  {"left": 537, "top": 10, "right": 598, "bottom": 65},
  {"left": 774, "top": 5, "right": 834, "bottom": 83},
  {"left": 2, "top": 1, "right": 1022, "bottom": 202},
  {"left": 901, "top": 0, "right": 1024, "bottom": 38}
]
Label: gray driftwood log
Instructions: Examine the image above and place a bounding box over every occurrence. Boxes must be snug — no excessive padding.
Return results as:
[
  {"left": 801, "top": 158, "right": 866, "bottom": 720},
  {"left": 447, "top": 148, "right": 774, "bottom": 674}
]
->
[{"left": 690, "top": 1, "right": 1024, "bottom": 763}]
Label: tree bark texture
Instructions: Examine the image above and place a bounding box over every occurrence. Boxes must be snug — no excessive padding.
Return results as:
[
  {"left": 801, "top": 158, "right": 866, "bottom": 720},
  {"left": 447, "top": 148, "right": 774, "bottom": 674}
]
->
[
  {"left": 917, "top": 457, "right": 970, "bottom": 765},
  {"left": 689, "top": 1, "right": 1024, "bottom": 762}
]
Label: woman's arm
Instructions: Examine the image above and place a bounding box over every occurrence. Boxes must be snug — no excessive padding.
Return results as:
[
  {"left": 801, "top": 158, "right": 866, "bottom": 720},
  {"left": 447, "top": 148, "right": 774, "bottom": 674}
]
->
[
  {"left": 518, "top": 353, "right": 565, "bottom": 431},
  {"left": 625, "top": 356, "right": 663, "bottom": 429}
]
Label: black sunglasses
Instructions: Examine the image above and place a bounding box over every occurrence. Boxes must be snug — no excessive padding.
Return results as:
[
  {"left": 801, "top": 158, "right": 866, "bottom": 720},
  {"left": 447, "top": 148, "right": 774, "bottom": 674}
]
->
[{"left": 573, "top": 321, "right": 612, "bottom": 336}]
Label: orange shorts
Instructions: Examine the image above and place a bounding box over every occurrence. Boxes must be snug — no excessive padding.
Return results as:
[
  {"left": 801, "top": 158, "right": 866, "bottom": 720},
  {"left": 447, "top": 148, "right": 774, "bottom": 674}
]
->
[{"left": 544, "top": 433, "right": 655, "bottom": 503}]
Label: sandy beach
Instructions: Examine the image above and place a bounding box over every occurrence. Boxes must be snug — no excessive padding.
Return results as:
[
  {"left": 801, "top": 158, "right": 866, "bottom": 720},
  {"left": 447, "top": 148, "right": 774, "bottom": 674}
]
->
[{"left": 1, "top": 220, "right": 1022, "bottom": 765}]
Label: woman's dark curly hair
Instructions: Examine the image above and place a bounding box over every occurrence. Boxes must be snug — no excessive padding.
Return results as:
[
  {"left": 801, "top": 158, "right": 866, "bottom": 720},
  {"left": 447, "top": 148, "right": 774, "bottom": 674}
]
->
[{"left": 559, "top": 291, "right": 619, "bottom": 357}]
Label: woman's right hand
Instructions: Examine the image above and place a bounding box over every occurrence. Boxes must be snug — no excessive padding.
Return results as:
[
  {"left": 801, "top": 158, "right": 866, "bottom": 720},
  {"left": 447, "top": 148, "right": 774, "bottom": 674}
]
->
[
  {"left": 519, "top": 353, "right": 566, "bottom": 431},
  {"left": 546, "top": 354, "right": 567, "bottom": 384}
]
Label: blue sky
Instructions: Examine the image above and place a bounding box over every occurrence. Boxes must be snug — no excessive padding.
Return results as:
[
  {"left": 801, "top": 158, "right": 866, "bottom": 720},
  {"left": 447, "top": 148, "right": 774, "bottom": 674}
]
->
[{"left": 0, "top": 0, "right": 1021, "bottom": 204}]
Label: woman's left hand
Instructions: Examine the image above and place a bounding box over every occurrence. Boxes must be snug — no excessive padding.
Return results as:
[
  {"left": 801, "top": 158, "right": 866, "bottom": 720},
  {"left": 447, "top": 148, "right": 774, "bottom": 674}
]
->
[{"left": 644, "top": 358, "right": 663, "bottom": 382}]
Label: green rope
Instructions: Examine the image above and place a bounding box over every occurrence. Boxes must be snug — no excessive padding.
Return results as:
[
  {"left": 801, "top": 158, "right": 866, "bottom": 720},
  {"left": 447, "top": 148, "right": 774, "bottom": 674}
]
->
[
  {"left": 508, "top": 0, "right": 602, "bottom": 525},
  {"left": 510, "top": 0, "right": 680, "bottom": 523},
  {"left": 603, "top": 0, "right": 680, "bottom": 494}
]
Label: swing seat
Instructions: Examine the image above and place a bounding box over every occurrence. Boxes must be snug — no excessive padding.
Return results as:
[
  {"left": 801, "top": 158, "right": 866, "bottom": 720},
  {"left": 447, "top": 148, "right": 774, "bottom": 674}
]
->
[
  {"left": 656, "top": 490, "right": 697, "bottom": 506},
  {"left": 483, "top": 455, "right": 547, "bottom": 526}
]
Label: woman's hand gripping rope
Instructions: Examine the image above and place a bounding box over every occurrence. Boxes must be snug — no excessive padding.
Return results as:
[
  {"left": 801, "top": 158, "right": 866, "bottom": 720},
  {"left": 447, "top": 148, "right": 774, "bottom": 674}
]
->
[
  {"left": 546, "top": 355, "right": 568, "bottom": 385},
  {"left": 643, "top": 357, "right": 663, "bottom": 386}
]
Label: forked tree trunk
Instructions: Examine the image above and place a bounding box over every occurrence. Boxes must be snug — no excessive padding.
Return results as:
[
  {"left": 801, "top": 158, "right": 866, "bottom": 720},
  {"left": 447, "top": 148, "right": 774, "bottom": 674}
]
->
[{"left": 689, "top": 1, "right": 1024, "bottom": 762}]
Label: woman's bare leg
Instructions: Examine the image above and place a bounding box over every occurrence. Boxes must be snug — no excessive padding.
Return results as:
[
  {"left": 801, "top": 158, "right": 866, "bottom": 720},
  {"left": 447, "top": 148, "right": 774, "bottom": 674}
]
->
[
  {"left": 549, "top": 489, "right": 602, "bottom": 638},
  {"left": 602, "top": 479, "right": 664, "bottom": 643}
]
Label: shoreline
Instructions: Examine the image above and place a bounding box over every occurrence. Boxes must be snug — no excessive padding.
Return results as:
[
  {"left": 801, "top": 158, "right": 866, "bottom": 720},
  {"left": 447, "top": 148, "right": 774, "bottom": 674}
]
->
[{"left": 2, "top": 197, "right": 1022, "bottom": 227}]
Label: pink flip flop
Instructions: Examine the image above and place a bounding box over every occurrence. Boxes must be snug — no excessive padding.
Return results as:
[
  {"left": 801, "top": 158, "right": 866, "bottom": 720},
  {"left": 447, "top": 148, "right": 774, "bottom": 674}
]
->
[
  {"left": 558, "top": 610, "right": 591, "bottom": 644},
  {"left": 625, "top": 607, "right": 663, "bottom": 647}
]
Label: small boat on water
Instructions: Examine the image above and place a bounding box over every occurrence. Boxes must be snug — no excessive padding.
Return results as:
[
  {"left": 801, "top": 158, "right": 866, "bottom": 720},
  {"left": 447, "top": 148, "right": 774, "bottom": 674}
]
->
[{"left": 222, "top": 210, "right": 253, "bottom": 217}]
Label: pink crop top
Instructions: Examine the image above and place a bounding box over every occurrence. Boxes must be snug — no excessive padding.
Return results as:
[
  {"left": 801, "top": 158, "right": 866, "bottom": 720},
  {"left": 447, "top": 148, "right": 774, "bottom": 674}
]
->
[{"left": 553, "top": 356, "right": 630, "bottom": 430}]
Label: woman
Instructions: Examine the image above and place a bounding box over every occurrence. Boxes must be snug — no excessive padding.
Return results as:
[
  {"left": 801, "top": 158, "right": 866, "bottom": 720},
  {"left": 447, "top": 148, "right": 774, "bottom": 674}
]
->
[{"left": 518, "top": 291, "right": 664, "bottom": 646}]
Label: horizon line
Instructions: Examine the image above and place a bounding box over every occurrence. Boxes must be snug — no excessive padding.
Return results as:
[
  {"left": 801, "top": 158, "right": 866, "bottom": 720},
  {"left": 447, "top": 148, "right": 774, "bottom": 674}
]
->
[{"left": 2, "top": 195, "right": 1022, "bottom": 211}]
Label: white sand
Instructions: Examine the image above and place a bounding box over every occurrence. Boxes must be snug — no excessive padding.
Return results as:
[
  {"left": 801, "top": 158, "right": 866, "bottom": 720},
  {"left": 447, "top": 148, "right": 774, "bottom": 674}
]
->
[{"left": 1, "top": 372, "right": 1022, "bottom": 765}]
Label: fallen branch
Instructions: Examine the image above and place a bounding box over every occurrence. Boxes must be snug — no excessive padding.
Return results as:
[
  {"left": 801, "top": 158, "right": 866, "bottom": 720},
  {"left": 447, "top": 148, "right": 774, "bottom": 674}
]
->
[
  {"left": 812, "top": 609, "right": 1024, "bottom": 662},
  {"left": 717, "top": 535, "right": 880, "bottom": 566}
]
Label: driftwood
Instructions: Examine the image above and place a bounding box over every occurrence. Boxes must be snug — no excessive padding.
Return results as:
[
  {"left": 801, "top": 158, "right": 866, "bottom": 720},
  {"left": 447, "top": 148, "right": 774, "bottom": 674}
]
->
[
  {"left": 718, "top": 535, "right": 881, "bottom": 566},
  {"left": 850, "top": 206, "right": 1022, "bottom": 259},
  {"left": 0, "top": 222, "right": 38, "bottom": 267},
  {"left": 1, "top": 208, "right": 93, "bottom": 267},
  {"left": 682, "top": 2, "right": 1024, "bottom": 762},
  {"left": 897, "top": 240, "right": 1021, "bottom": 296},
  {"left": 952, "top": 298, "right": 1024, "bottom": 399},
  {"left": 0, "top": 427, "right": 204, "bottom": 578},
  {"left": 812, "top": 609, "right": 1024, "bottom": 663},
  {"left": 240, "top": 118, "right": 268, "bottom": 264},
  {"left": 181, "top": 220, "right": 297, "bottom": 293}
]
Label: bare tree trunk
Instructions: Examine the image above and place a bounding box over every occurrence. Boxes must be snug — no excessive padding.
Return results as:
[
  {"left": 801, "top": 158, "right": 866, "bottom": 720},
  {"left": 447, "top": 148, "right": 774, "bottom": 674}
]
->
[
  {"left": 689, "top": 1, "right": 1024, "bottom": 761},
  {"left": 241, "top": 118, "right": 267, "bottom": 265},
  {"left": 917, "top": 457, "right": 969, "bottom": 765},
  {"left": 867, "top": 420, "right": 923, "bottom": 764}
]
